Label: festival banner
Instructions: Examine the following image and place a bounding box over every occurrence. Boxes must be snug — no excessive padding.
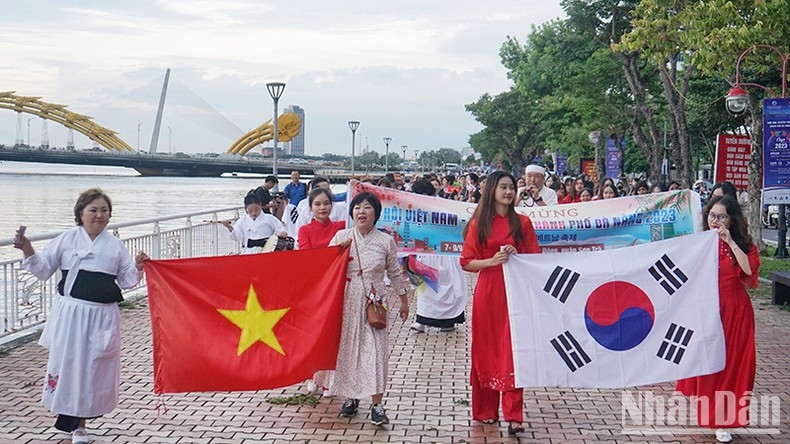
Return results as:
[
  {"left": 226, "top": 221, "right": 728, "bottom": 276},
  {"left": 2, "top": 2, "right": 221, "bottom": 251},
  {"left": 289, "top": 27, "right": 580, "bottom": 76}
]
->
[
  {"left": 353, "top": 183, "right": 702, "bottom": 255},
  {"left": 763, "top": 98, "right": 790, "bottom": 204},
  {"left": 503, "top": 231, "right": 724, "bottom": 388},
  {"left": 715, "top": 133, "right": 751, "bottom": 189}
]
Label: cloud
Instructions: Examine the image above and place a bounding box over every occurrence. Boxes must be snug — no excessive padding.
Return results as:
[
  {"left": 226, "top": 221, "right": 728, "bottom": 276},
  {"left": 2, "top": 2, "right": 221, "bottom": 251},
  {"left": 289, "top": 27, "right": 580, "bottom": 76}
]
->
[{"left": 0, "top": 0, "right": 565, "bottom": 155}]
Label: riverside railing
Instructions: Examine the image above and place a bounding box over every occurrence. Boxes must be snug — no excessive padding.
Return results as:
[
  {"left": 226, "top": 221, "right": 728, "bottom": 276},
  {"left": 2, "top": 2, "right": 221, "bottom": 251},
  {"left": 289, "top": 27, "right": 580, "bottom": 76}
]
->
[{"left": 0, "top": 206, "right": 243, "bottom": 343}]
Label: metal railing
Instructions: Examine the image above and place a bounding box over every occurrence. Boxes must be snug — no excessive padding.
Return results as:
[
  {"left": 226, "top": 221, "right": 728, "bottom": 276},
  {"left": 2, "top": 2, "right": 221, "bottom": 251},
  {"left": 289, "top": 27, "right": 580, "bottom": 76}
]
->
[{"left": 0, "top": 206, "right": 243, "bottom": 342}]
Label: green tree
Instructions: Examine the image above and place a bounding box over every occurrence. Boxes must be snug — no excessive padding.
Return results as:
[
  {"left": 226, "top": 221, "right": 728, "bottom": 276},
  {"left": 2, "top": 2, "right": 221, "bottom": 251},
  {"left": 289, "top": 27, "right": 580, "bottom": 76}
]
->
[
  {"left": 357, "top": 150, "right": 381, "bottom": 172},
  {"left": 678, "top": 0, "right": 790, "bottom": 252},
  {"left": 465, "top": 89, "right": 541, "bottom": 172}
]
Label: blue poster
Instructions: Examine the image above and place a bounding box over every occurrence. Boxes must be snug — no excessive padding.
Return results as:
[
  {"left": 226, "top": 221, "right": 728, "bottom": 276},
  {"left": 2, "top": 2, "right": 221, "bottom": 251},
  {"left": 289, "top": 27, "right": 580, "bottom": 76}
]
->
[
  {"left": 605, "top": 137, "right": 624, "bottom": 179},
  {"left": 556, "top": 155, "right": 568, "bottom": 176},
  {"left": 763, "top": 98, "right": 790, "bottom": 204}
]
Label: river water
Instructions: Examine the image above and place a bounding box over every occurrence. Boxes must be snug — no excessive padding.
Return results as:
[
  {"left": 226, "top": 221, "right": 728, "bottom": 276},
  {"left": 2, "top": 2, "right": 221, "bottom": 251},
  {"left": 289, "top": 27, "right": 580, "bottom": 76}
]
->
[{"left": 0, "top": 161, "right": 345, "bottom": 261}]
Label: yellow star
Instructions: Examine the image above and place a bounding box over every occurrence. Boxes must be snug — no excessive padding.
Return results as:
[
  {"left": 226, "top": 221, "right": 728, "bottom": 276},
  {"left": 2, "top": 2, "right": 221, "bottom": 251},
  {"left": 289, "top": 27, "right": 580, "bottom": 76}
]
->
[{"left": 217, "top": 284, "right": 290, "bottom": 356}]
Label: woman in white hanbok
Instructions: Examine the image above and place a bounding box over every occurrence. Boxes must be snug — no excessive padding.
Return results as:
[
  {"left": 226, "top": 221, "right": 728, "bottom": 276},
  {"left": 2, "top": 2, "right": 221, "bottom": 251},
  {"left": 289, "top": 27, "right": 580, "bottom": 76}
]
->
[
  {"left": 328, "top": 192, "right": 411, "bottom": 427},
  {"left": 14, "top": 188, "right": 148, "bottom": 444},
  {"left": 222, "top": 193, "right": 287, "bottom": 254}
]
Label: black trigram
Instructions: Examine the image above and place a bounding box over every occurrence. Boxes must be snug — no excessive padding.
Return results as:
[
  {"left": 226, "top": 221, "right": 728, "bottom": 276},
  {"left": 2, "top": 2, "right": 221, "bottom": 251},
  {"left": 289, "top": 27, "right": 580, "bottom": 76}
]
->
[
  {"left": 289, "top": 207, "right": 299, "bottom": 224},
  {"left": 648, "top": 254, "right": 688, "bottom": 295},
  {"left": 656, "top": 323, "right": 694, "bottom": 364},
  {"left": 543, "top": 266, "right": 580, "bottom": 303},
  {"left": 550, "top": 331, "right": 591, "bottom": 372}
]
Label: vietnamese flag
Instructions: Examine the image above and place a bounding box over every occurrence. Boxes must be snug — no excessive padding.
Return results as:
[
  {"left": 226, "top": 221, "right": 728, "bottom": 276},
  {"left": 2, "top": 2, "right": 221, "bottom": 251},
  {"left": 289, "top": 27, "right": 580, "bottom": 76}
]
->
[{"left": 146, "top": 246, "right": 350, "bottom": 394}]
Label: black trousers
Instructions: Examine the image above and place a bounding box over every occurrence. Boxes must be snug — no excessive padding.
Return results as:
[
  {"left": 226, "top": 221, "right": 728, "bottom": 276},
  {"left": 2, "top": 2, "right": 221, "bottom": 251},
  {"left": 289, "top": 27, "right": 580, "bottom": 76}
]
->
[{"left": 54, "top": 414, "right": 82, "bottom": 432}]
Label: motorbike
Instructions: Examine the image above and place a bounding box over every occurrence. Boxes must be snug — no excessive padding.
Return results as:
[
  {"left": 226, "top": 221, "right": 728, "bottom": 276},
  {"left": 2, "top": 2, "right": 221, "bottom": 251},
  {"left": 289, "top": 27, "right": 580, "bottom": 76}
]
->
[{"left": 762, "top": 204, "right": 790, "bottom": 229}]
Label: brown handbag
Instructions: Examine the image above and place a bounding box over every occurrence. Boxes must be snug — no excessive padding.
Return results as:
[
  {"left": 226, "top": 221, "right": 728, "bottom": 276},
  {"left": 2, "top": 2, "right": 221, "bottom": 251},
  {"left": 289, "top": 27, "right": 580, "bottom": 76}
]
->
[
  {"left": 365, "top": 289, "right": 387, "bottom": 330},
  {"left": 354, "top": 232, "right": 387, "bottom": 330}
]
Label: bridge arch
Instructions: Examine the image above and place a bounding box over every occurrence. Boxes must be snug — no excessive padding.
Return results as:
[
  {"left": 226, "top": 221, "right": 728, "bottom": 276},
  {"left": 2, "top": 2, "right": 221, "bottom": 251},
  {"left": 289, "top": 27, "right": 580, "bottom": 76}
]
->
[
  {"left": 0, "top": 91, "right": 133, "bottom": 151},
  {"left": 227, "top": 113, "right": 302, "bottom": 156}
]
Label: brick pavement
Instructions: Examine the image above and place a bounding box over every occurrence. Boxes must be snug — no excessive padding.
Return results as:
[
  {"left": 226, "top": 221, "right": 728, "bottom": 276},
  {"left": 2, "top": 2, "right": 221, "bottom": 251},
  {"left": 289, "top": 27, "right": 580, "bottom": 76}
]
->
[{"left": 1, "top": 276, "right": 789, "bottom": 444}]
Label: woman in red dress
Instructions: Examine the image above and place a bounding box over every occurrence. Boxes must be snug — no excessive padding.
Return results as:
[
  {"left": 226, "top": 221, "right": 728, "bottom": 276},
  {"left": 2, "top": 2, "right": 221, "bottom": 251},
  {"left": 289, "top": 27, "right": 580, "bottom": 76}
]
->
[
  {"left": 676, "top": 195, "right": 759, "bottom": 443},
  {"left": 460, "top": 170, "right": 540, "bottom": 435},
  {"left": 298, "top": 187, "right": 347, "bottom": 396},
  {"left": 297, "top": 188, "right": 346, "bottom": 250}
]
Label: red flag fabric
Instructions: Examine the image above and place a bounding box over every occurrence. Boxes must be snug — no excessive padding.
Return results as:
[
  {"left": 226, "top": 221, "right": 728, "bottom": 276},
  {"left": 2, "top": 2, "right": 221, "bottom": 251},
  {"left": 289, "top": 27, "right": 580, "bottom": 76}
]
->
[{"left": 146, "top": 246, "right": 350, "bottom": 394}]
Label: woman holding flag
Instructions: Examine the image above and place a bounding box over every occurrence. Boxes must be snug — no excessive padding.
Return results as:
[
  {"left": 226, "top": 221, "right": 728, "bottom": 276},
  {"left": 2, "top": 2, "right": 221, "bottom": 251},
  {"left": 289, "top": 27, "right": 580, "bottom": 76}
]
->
[
  {"left": 676, "top": 195, "right": 759, "bottom": 443},
  {"left": 460, "top": 170, "right": 540, "bottom": 435}
]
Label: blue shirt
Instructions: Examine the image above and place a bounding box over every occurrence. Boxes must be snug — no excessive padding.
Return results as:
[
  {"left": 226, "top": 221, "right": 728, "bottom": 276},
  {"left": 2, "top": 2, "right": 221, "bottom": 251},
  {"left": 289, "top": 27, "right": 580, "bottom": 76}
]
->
[{"left": 283, "top": 181, "right": 307, "bottom": 205}]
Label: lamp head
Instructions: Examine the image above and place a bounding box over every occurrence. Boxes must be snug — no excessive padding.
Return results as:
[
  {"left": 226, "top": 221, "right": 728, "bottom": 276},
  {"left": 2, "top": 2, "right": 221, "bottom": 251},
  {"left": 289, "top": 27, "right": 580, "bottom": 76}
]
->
[
  {"left": 266, "top": 82, "right": 286, "bottom": 100},
  {"left": 348, "top": 121, "right": 360, "bottom": 132},
  {"left": 725, "top": 86, "right": 749, "bottom": 115},
  {"left": 383, "top": 137, "right": 392, "bottom": 145}
]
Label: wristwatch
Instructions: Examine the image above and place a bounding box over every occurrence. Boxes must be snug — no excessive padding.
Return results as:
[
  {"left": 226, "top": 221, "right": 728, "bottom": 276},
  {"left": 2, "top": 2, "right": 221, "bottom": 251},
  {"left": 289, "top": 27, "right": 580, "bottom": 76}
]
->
[{"left": 535, "top": 196, "right": 543, "bottom": 202}]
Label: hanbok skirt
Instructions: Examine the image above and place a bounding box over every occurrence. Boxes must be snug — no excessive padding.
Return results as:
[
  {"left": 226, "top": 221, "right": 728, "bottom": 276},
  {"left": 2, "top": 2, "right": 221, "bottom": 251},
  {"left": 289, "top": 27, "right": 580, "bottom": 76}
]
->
[{"left": 39, "top": 295, "right": 121, "bottom": 417}]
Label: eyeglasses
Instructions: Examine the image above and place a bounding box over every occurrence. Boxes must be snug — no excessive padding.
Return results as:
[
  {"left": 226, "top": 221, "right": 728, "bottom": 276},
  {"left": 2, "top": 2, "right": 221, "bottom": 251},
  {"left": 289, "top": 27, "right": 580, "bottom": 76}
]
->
[{"left": 707, "top": 212, "right": 730, "bottom": 222}]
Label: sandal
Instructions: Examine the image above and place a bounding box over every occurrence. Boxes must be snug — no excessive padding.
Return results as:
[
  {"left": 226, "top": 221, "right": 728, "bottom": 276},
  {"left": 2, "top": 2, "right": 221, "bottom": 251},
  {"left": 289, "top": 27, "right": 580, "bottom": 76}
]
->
[
  {"left": 507, "top": 422, "right": 525, "bottom": 434},
  {"left": 72, "top": 427, "right": 90, "bottom": 444},
  {"left": 481, "top": 418, "right": 497, "bottom": 424}
]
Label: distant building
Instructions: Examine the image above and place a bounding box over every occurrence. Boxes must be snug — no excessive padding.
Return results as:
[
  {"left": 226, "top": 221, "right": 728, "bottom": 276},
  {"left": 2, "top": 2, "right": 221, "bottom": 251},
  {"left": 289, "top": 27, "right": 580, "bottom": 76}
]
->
[{"left": 283, "top": 105, "right": 305, "bottom": 156}]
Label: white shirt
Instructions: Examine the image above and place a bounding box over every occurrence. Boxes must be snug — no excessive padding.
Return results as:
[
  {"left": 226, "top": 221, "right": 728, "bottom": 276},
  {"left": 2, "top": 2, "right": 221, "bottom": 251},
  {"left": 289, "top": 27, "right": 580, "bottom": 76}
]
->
[
  {"left": 230, "top": 213, "right": 285, "bottom": 254},
  {"left": 22, "top": 226, "right": 142, "bottom": 296}
]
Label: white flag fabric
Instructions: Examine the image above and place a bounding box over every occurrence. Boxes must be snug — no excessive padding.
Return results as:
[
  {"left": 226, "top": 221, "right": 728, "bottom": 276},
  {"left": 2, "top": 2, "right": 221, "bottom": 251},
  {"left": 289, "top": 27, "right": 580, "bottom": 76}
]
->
[{"left": 503, "top": 230, "right": 725, "bottom": 388}]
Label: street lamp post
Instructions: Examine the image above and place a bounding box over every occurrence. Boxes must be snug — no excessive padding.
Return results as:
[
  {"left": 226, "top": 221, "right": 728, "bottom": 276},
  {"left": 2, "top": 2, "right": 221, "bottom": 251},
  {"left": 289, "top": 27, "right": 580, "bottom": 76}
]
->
[
  {"left": 348, "top": 121, "right": 360, "bottom": 177},
  {"left": 401, "top": 145, "right": 407, "bottom": 171},
  {"left": 725, "top": 44, "right": 790, "bottom": 258},
  {"left": 168, "top": 126, "right": 172, "bottom": 154},
  {"left": 266, "top": 82, "right": 286, "bottom": 192},
  {"left": 137, "top": 122, "right": 142, "bottom": 152},
  {"left": 414, "top": 149, "right": 419, "bottom": 172},
  {"left": 27, "top": 118, "right": 32, "bottom": 147},
  {"left": 383, "top": 137, "right": 392, "bottom": 175}
]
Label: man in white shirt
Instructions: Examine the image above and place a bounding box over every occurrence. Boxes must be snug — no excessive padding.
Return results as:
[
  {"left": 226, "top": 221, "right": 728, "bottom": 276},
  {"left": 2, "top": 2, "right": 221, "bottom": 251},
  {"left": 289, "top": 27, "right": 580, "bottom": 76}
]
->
[{"left": 517, "top": 165, "right": 558, "bottom": 207}]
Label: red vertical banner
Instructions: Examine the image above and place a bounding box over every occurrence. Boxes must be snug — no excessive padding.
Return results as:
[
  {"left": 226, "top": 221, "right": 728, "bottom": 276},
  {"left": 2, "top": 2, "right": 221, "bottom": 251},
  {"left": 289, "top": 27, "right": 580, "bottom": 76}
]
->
[
  {"left": 715, "top": 134, "right": 751, "bottom": 189},
  {"left": 580, "top": 158, "right": 598, "bottom": 182}
]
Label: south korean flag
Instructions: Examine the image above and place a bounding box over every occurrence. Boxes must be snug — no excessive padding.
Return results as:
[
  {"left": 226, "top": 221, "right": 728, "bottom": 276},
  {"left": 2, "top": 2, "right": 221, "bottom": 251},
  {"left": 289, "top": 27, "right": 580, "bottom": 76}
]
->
[{"left": 503, "top": 230, "right": 725, "bottom": 388}]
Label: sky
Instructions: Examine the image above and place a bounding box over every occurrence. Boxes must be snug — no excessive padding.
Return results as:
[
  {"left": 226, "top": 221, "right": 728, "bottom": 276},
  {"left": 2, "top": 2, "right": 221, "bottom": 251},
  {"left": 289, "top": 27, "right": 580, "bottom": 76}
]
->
[{"left": 0, "top": 0, "right": 565, "bottom": 157}]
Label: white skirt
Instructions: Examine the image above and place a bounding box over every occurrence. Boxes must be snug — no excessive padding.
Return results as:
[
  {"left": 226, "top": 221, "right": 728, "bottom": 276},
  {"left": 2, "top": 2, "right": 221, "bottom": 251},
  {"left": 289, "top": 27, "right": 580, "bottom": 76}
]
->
[
  {"left": 39, "top": 295, "right": 121, "bottom": 417},
  {"left": 414, "top": 254, "right": 467, "bottom": 324}
]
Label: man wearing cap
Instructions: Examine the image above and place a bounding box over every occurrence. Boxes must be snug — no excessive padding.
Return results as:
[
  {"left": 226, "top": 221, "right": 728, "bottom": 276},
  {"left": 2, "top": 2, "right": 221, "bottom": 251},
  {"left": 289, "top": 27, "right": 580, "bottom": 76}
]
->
[{"left": 517, "top": 165, "right": 557, "bottom": 207}]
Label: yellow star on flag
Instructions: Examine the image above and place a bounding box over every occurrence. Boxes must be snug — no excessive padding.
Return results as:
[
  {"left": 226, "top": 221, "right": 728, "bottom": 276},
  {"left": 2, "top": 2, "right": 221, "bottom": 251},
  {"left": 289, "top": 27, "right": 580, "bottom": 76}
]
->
[{"left": 217, "top": 284, "right": 290, "bottom": 356}]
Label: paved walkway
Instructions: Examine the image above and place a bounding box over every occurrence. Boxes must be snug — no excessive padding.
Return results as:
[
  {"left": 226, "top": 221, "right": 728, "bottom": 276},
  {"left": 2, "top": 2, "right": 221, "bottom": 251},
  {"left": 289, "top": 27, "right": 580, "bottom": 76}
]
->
[{"left": 1, "top": 276, "right": 789, "bottom": 444}]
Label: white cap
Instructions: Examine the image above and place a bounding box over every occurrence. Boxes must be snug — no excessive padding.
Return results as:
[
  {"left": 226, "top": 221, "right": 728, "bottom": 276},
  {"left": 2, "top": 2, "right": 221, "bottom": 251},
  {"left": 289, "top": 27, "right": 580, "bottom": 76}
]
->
[{"left": 525, "top": 164, "right": 545, "bottom": 175}]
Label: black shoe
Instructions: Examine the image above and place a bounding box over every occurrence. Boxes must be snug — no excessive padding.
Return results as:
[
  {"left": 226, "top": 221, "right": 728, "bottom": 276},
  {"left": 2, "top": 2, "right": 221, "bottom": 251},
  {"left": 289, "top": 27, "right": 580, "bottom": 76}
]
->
[
  {"left": 339, "top": 398, "right": 359, "bottom": 417},
  {"left": 370, "top": 404, "right": 389, "bottom": 426}
]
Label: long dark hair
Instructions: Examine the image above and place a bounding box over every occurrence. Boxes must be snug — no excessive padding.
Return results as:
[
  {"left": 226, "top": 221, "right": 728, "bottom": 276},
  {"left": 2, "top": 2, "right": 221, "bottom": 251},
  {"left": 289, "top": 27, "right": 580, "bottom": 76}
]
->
[
  {"left": 703, "top": 195, "right": 753, "bottom": 253},
  {"left": 463, "top": 170, "right": 523, "bottom": 247}
]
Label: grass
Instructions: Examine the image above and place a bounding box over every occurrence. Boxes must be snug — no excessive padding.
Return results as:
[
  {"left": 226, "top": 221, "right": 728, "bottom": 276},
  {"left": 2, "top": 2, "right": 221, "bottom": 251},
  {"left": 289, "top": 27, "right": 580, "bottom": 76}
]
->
[
  {"left": 759, "top": 246, "right": 790, "bottom": 278},
  {"left": 266, "top": 393, "right": 320, "bottom": 407}
]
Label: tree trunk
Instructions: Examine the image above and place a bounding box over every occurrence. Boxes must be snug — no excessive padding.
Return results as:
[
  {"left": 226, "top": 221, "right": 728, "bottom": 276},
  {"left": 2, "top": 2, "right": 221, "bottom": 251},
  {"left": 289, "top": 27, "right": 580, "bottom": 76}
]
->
[
  {"left": 618, "top": 52, "right": 664, "bottom": 184},
  {"left": 658, "top": 54, "right": 694, "bottom": 187}
]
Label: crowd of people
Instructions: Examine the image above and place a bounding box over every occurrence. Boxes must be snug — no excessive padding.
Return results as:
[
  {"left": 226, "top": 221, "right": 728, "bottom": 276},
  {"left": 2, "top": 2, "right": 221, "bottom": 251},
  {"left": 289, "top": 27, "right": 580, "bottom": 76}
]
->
[{"left": 12, "top": 165, "right": 759, "bottom": 443}]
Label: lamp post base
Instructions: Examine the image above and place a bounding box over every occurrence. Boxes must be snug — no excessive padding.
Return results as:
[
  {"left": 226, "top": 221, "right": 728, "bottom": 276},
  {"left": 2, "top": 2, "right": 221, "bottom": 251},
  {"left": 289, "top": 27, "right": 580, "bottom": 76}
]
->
[{"left": 776, "top": 204, "right": 789, "bottom": 259}]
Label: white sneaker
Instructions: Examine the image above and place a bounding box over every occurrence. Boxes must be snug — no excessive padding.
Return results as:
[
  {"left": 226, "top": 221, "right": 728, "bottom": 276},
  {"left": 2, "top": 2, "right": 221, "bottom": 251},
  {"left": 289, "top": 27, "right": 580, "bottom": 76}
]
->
[
  {"left": 716, "top": 429, "right": 732, "bottom": 443},
  {"left": 410, "top": 322, "right": 425, "bottom": 332},
  {"left": 306, "top": 380, "right": 319, "bottom": 394},
  {"left": 323, "top": 388, "right": 334, "bottom": 398},
  {"left": 72, "top": 427, "right": 89, "bottom": 444}
]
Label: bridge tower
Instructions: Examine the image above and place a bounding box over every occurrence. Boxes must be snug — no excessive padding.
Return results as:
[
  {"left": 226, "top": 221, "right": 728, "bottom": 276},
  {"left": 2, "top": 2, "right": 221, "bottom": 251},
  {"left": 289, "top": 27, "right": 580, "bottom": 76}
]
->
[
  {"left": 149, "top": 68, "right": 170, "bottom": 154},
  {"left": 15, "top": 112, "right": 23, "bottom": 146},
  {"left": 41, "top": 118, "right": 49, "bottom": 149}
]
